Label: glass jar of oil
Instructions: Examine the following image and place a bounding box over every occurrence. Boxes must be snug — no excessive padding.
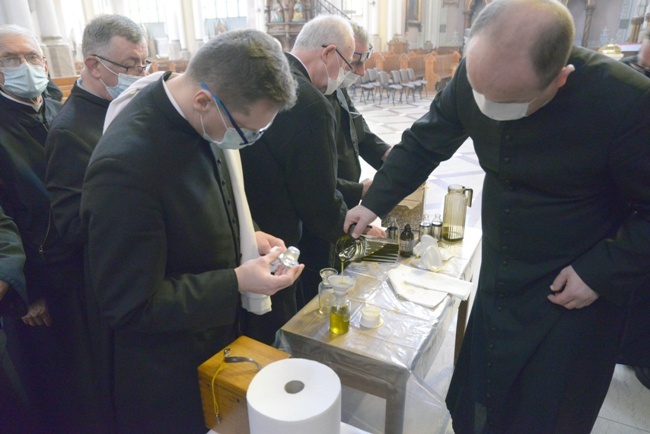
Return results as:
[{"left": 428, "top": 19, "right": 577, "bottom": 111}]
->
[{"left": 328, "top": 275, "right": 354, "bottom": 335}]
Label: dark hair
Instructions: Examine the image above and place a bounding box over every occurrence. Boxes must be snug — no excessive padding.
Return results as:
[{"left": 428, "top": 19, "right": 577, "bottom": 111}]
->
[
  {"left": 186, "top": 29, "right": 297, "bottom": 112},
  {"left": 82, "top": 15, "right": 145, "bottom": 57},
  {"left": 470, "top": 0, "right": 575, "bottom": 89}
]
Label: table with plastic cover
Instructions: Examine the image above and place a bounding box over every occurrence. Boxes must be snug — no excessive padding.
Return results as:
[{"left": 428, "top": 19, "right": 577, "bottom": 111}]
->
[{"left": 277, "top": 228, "right": 482, "bottom": 434}]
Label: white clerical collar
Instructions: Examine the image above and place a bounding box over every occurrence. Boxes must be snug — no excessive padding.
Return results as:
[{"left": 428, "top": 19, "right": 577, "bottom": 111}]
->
[
  {"left": 162, "top": 77, "right": 186, "bottom": 120},
  {"left": 0, "top": 89, "right": 42, "bottom": 111}
]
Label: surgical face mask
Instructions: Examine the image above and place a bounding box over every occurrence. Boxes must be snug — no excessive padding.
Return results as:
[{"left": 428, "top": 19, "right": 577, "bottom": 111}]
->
[
  {"left": 323, "top": 58, "right": 346, "bottom": 96},
  {"left": 198, "top": 82, "right": 266, "bottom": 150},
  {"left": 0, "top": 61, "right": 48, "bottom": 99},
  {"left": 200, "top": 112, "right": 257, "bottom": 151},
  {"left": 472, "top": 89, "right": 531, "bottom": 121},
  {"left": 340, "top": 71, "right": 361, "bottom": 88},
  {"left": 97, "top": 58, "right": 141, "bottom": 99}
]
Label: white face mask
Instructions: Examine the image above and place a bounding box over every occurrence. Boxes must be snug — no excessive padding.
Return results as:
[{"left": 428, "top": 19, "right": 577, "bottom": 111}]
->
[
  {"left": 472, "top": 89, "right": 531, "bottom": 121},
  {"left": 198, "top": 82, "right": 266, "bottom": 150},
  {"left": 323, "top": 58, "right": 346, "bottom": 96},
  {"left": 340, "top": 71, "right": 361, "bottom": 88},
  {"left": 0, "top": 62, "right": 48, "bottom": 99},
  {"left": 97, "top": 58, "right": 141, "bottom": 99},
  {"left": 201, "top": 113, "right": 256, "bottom": 150}
]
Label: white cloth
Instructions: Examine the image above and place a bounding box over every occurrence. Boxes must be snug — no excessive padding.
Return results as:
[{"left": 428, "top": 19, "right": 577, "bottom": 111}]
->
[{"left": 387, "top": 264, "right": 472, "bottom": 308}]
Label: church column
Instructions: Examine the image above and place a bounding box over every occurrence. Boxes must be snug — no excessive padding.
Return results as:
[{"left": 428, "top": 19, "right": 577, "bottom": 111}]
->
[
  {"left": 0, "top": 0, "right": 34, "bottom": 30},
  {"left": 165, "top": 1, "right": 186, "bottom": 60},
  {"left": 192, "top": 0, "right": 206, "bottom": 53},
  {"left": 368, "top": 0, "right": 382, "bottom": 54},
  {"left": 386, "top": 0, "right": 403, "bottom": 41},
  {"left": 581, "top": 4, "right": 596, "bottom": 48},
  {"left": 33, "top": 0, "right": 76, "bottom": 77},
  {"left": 111, "top": 0, "right": 128, "bottom": 15}
]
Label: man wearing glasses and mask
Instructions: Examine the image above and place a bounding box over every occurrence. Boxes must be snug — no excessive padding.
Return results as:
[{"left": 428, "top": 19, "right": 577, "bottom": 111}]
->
[
  {"left": 43, "top": 14, "right": 148, "bottom": 431},
  {"left": 297, "top": 22, "right": 392, "bottom": 309},
  {"left": 241, "top": 15, "right": 384, "bottom": 344},
  {"left": 81, "top": 29, "right": 301, "bottom": 433},
  {"left": 0, "top": 24, "right": 97, "bottom": 432}
]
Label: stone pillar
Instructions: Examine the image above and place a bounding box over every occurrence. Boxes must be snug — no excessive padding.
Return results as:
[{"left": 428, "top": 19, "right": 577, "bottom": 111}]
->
[
  {"left": 192, "top": 0, "right": 206, "bottom": 52},
  {"left": 111, "top": 0, "right": 128, "bottom": 15},
  {"left": 0, "top": 0, "right": 34, "bottom": 30},
  {"left": 629, "top": 16, "right": 645, "bottom": 42},
  {"left": 582, "top": 4, "right": 596, "bottom": 48},
  {"left": 33, "top": 0, "right": 75, "bottom": 77},
  {"left": 166, "top": 4, "right": 184, "bottom": 60}
]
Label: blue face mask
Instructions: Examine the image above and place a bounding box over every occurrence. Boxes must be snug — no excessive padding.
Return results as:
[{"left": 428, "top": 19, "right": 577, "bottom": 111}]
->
[
  {"left": 0, "top": 62, "right": 48, "bottom": 99},
  {"left": 97, "top": 58, "right": 141, "bottom": 99},
  {"left": 199, "top": 82, "right": 267, "bottom": 150},
  {"left": 200, "top": 113, "right": 256, "bottom": 150}
]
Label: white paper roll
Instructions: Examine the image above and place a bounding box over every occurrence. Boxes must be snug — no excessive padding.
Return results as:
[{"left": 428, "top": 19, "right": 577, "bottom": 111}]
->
[{"left": 247, "top": 358, "right": 341, "bottom": 434}]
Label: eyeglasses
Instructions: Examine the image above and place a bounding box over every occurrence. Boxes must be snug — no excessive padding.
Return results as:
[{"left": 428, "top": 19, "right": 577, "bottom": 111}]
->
[
  {"left": 630, "top": 61, "right": 650, "bottom": 76},
  {"left": 0, "top": 53, "right": 45, "bottom": 68},
  {"left": 200, "top": 82, "right": 267, "bottom": 145},
  {"left": 353, "top": 44, "right": 374, "bottom": 64},
  {"left": 92, "top": 54, "right": 151, "bottom": 76},
  {"left": 321, "top": 45, "right": 354, "bottom": 72}
]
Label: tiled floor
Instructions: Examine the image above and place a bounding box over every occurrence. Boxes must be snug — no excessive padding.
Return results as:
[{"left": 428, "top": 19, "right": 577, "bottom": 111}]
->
[{"left": 350, "top": 86, "right": 650, "bottom": 434}]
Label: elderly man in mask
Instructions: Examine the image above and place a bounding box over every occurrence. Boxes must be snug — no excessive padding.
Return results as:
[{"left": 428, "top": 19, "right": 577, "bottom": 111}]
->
[
  {"left": 240, "top": 15, "right": 384, "bottom": 343},
  {"left": 296, "top": 21, "right": 393, "bottom": 309},
  {"left": 0, "top": 24, "right": 98, "bottom": 432}
]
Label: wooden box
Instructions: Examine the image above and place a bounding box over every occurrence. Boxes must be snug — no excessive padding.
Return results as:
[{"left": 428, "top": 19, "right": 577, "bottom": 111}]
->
[{"left": 198, "top": 336, "right": 290, "bottom": 433}]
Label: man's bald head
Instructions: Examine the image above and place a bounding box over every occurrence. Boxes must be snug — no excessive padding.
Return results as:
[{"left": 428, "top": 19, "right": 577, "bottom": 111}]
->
[{"left": 468, "top": 0, "right": 574, "bottom": 91}]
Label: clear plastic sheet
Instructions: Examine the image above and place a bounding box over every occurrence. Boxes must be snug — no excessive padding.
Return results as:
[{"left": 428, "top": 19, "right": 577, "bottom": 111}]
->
[{"left": 277, "top": 229, "right": 481, "bottom": 434}]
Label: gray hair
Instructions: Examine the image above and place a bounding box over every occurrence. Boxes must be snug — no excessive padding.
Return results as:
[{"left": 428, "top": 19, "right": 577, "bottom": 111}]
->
[
  {"left": 350, "top": 21, "right": 369, "bottom": 46},
  {"left": 0, "top": 25, "right": 42, "bottom": 54},
  {"left": 82, "top": 14, "right": 145, "bottom": 57},
  {"left": 293, "top": 15, "right": 354, "bottom": 51},
  {"left": 469, "top": 0, "right": 574, "bottom": 89},
  {"left": 186, "top": 29, "right": 297, "bottom": 113}
]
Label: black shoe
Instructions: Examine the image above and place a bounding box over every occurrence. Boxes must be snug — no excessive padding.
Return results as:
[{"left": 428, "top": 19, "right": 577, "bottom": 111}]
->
[{"left": 634, "top": 366, "right": 650, "bottom": 390}]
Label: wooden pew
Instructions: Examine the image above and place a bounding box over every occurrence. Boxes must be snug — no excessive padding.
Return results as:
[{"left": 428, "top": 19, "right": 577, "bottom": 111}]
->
[
  {"left": 52, "top": 76, "right": 79, "bottom": 102},
  {"left": 425, "top": 51, "right": 461, "bottom": 92},
  {"left": 364, "top": 50, "right": 460, "bottom": 94}
]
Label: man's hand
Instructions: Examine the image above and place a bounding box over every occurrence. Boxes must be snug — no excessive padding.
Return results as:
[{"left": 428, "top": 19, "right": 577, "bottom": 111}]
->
[
  {"left": 21, "top": 297, "right": 52, "bottom": 327},
  {"left": 360, "top": 178, "right": 372, "bottom": 199},
  {"left": 548, "top": 265, "right": 599, "bottom": 309},
  {"left": 235, "top": 246, "right": 304, "bottom": 295},
  {"left": 255, "top": 231, "right": 286, "bottom": 255},
  {"left": 344, "top": 205, "right": 378, "bottom": 238},
  {"left": 365, "top": 225, "right": 386, "bottom": 237}
]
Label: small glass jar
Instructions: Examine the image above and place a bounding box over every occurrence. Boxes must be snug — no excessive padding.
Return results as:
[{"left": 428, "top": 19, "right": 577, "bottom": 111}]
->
[
  {"left": 318, "top": 268, "right": 338, "bottom": 315},
  {"left": 328, "top": 275, "right": 354, "bottom": 335}
]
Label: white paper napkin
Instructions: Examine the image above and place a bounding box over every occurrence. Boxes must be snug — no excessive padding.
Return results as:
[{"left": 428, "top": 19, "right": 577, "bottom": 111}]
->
[{"left": 387, "top": 264, "right": 472, "bottom": 308}]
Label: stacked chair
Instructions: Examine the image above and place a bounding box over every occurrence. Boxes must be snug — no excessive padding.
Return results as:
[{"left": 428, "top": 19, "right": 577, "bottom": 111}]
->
[
  {"left": 406, "top": 68, "right": 427, "bottom": 99},
  {"left": 377, "top": 70, "right": 403, "bottom": 105}
]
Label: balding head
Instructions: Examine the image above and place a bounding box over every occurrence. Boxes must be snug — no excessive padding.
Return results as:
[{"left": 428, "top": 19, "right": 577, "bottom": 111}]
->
[
  {"left": 468, "top": 0, "right": 574, "bottom": 90},
  {"left": 466, "top": 0, "right": 575, "bottom": 119}
]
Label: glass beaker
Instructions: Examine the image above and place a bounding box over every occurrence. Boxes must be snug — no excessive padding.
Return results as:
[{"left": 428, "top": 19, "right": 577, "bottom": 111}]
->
[
  {"left": 318, "top": 268, "right": 338, "bottom": 315},
  {"left": 442, "top": 184, "right": 473, "bottom": 241}
]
